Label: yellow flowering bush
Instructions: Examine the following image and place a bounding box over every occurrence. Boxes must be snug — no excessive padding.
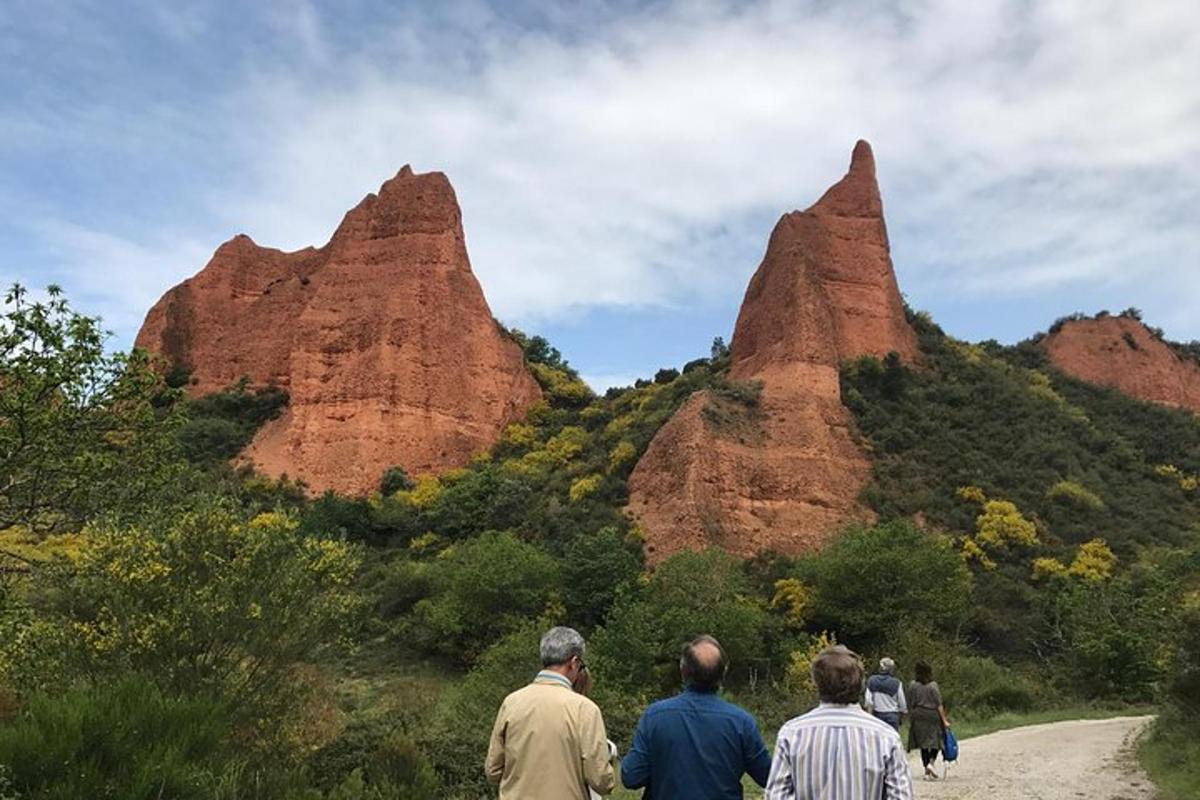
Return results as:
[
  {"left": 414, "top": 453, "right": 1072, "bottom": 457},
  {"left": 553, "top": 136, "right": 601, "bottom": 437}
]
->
[
  {"left": 1045, "top": 480, "right": 1105, "bottom": 510},
  {"left": 568, "top": 474, "right": 603, "bottom": 504},
  {"left": 784, "top": 631, "right": 839, "bottom": 699},
  {"left": 528, "top": 362, "right": 593, "bottom": 407},
  {"left": 608, "top": 440, "right": 638, "bottom": 473},
  {"left": 961, "top": 537, "right": 997, "bottom": 570},
  {"left": 2, "top": 504, "right": 363, "bottom": 724},
  {"left": 1067, "top": 539, "right": 1117, "bottom": 582},
  {"left": 955, "top": 485, "right": 987, "bottom": 504},
  {"left": 500, "top": 422, "right": 538, "bottom": 449},
  {"left": 398, "top": 475, "right": 444, "bottom": 509},
  {"left": 1031, "top": 540, "right": 1116, "bottom": 583},
  {"left": 771, "top": 578, "right": 814, "bottom": 629},
  {"left": 975, "top": 499, "right": 1039, "bottom": 549},
  {"left": 1032, "top": 556, "right": 1069, "bottom": 580},
  {"left": 502, "top": 426, "right": 591, "bottom": 479},
  {"left": 1155, "top": 463, "right": 1199, "bottom": 493}
]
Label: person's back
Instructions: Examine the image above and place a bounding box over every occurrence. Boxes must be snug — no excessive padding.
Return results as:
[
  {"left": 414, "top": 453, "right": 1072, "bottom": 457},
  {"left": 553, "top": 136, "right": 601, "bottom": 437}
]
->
[
  {"left": 486, "top": 628, "right": 616, "bottom": 800},
  {"left": 766, "top": 646, "right": 913, "bottom": 800},
  {"left": 621, "top": 636, "right": 771, "bottom": 799},
  {"left": 864, "top": 658, "right": 907, "bottom": 731}
]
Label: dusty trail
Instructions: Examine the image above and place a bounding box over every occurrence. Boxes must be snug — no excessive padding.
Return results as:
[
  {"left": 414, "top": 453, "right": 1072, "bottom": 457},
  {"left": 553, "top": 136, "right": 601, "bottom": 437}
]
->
[{"left": 910, "top": 715, "right": 1155, "bottom": 799}]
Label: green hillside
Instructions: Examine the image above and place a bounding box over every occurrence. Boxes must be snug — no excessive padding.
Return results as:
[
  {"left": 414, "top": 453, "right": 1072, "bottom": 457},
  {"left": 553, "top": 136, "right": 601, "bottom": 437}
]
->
[{"left": 1, "top": 286, "right": 1197, "bottom": 798}]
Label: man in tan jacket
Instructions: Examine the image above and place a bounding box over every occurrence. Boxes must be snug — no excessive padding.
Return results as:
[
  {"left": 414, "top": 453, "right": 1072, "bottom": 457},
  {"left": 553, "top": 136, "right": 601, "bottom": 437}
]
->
[{"left": 485, "top": 626, "right": 617, "bottom": 799}]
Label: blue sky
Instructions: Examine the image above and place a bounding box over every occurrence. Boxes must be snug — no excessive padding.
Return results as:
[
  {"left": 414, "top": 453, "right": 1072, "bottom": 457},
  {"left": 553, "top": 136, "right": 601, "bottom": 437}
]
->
[{"left": 3, "top": 0, "right": 1198, "bottom": 390}]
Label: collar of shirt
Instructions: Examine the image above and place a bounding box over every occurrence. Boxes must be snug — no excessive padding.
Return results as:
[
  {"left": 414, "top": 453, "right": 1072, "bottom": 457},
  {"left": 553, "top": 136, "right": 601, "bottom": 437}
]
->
[
  {"left": 533, "top": 670, "right": 573, "bottom": 689},
  {"left": 817, "top": 702, "right": 863, "bottom": 710}
]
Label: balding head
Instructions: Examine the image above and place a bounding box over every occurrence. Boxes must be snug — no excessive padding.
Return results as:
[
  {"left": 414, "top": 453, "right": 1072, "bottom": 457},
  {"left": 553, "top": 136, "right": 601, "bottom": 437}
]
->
[{"left": 680, "top": 635, "right": 727, "bottom": 692}]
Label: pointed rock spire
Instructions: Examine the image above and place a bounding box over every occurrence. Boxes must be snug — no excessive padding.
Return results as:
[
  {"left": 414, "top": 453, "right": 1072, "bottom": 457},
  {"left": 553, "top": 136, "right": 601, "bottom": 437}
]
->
[
  {"left": 730, "top": 139, "right": 916, "bottom": 376},
  {"left": 808, "top": 139, "right": 883, "bottom": 218},
  {"left": 628, "top": 140, "right": 917, "bottom": 562},
  {"left": 135, "top": 166, "right": 541, "bottom": 495}
]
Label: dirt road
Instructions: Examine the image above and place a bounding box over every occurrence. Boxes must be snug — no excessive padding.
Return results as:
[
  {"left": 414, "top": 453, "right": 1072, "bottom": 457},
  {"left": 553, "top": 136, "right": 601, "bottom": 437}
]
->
[{"left": 911, "top": 715, "right": 1156, "bottom": 799}]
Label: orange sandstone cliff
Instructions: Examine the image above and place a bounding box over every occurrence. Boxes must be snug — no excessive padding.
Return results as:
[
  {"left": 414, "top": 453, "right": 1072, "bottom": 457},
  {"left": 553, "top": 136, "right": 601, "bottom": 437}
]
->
[
  {"left": 627, "top": 141, "right": 919, "bottom": 561},
  {"left": 135, "top": 166, "right": 542, "bottom": 494},
  {"left": 1040, "top": 316, "right": 1200, "bottom": 412}
]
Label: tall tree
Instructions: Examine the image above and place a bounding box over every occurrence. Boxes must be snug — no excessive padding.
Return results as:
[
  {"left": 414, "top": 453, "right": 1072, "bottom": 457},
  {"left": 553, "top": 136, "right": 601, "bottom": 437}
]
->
[{"left": 0, "top": 284, "right": 185, "bottom": 534}]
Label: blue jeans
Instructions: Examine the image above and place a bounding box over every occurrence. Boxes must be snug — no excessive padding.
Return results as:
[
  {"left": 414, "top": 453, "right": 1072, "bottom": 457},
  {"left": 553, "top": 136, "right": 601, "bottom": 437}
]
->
[{"left": 874, "top": 711, "right": 901, "bottom": 731}]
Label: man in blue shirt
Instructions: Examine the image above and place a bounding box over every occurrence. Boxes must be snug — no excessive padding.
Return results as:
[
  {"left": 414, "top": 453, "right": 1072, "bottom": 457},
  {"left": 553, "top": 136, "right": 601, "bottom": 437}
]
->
[{"left": 621, "top": 635, "right": 772, "bottom": 798}]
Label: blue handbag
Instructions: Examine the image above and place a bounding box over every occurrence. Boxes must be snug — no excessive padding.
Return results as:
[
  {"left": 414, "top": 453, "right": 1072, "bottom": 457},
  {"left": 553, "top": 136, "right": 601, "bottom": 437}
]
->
[{"left": 943, "top": 727, "right": 959, "bottom": 762}]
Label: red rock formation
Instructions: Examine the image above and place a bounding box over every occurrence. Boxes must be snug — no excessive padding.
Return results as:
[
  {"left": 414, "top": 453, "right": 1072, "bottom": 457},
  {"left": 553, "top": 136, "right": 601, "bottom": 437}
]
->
[
  {"left": 1040, "top": 316, "right": 1200, "bottom": 412},
  {"left": 627, "top": 141, "right": 918, "bottom": 561},
  {"left": 136, "top": 166, "right": 542, "bottom": 494}
]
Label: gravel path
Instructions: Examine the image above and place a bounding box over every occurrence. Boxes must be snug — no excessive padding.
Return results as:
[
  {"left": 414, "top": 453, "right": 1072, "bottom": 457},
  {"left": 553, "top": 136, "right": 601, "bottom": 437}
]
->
[{"left": 910, "top": 716, "right": 1156, "bottom": 800}]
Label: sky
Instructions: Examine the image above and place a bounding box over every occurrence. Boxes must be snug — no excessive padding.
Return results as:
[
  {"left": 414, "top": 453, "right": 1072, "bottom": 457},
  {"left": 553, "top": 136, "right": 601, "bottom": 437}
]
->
[{"left": 2, "top": 0, "right": 1198, "bottom": 390}]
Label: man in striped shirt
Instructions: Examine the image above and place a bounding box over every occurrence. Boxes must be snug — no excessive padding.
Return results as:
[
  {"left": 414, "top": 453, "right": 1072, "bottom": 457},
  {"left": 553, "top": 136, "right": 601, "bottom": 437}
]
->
[{"left": 765, "top": 645, "right": 914, "bottom": 800}]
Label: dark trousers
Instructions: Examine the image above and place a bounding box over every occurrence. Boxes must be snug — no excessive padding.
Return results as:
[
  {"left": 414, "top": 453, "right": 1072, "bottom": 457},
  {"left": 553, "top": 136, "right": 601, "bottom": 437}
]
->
[
  {"left": 921, "top": 748, "right": 939, "bottom": 768},
  {"left": 873, "top": 711, "right": 901, "bottom": 731}
]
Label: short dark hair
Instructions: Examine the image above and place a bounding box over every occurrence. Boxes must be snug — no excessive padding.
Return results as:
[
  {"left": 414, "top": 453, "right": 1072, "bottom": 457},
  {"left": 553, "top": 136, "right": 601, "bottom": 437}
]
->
[
  {"left": 914, "top": 660, "right": 934, "bottom": 684},
  {"left": 680, "top": 635, "right": 727, "bottom": 691},
  {"left": 811, "top": 645, "right": 864, "bottom": 704}
]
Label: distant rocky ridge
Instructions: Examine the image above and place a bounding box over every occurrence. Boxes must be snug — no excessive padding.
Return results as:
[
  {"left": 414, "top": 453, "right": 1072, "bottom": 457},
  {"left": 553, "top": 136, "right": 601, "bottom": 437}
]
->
[
  {"left": 134, "top": 148, "right": 1196, "bottom": 556},
  {"left": 1040, "top": 315, "right": 1200, "bottom": 412},
  {"left": 135, "top": 166, "right": 542, "bottom": 495},
  {"left": 627, "top": 141, "right": 919, "bottom": 560}
]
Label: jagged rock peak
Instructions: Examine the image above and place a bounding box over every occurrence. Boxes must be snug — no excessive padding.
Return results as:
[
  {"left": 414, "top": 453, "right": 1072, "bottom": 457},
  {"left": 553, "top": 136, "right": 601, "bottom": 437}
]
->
[
  {"left": 729, "top": 139, "right": 918, "bottom": 375},
  {"left": 331, "top": 165, "right": 464, "bottom": 248},
  {"left": 628, "top": 140, "right": 916, "bottom": 562},
  {"left": 134, "top": 165, "right": 542, "bottom": 495},
  {"left": 808, "top": 139, "right": 882, "bottom": 218}
]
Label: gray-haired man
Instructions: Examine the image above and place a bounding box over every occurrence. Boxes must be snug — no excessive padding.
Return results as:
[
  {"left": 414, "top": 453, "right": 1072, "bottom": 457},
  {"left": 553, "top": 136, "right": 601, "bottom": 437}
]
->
[
  {"left": 864, "top": 657, "right": 907, "bottom": 731},
  {"left": 486, "top": 626, "right": 617, "bottom": 799}
]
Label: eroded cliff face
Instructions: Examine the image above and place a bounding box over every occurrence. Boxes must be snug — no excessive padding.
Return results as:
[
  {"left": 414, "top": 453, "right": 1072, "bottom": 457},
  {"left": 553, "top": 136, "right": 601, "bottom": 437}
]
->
[
  {"left": 627, "top": 141, "right": 917, "bottom": 561},
  {"left": 1040, "top": 316, "right": 1200, "bottom": 412},
  {"left": 136, "top": 166, "right": 542, "bottom": 494}
]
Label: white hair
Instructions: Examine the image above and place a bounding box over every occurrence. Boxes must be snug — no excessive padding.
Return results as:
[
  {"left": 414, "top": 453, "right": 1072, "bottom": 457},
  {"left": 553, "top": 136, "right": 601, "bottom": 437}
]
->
[
  {"left": 880, "top": 657, "right": 896, "bottom": 674},
  {"left": 540, "top": 626, "right": 586, "bottom": 667}
]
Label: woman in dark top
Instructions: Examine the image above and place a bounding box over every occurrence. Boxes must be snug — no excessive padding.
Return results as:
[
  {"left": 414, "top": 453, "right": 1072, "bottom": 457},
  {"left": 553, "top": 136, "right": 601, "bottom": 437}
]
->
[{"left": 907, "top": 660, "right": 952, "bottom": 780}]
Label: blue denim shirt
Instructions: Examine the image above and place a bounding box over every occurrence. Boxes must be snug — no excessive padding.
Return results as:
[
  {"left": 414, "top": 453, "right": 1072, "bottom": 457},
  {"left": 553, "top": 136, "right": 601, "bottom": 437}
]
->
[{"left": 620, "top": 687, "right": 772, "bottom": 799}]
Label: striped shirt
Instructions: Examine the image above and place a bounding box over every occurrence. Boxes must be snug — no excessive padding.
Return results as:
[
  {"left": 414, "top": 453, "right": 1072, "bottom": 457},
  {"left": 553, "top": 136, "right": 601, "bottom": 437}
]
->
[{"left": 764, "top": 703, "right": 914, "bottom": 800}]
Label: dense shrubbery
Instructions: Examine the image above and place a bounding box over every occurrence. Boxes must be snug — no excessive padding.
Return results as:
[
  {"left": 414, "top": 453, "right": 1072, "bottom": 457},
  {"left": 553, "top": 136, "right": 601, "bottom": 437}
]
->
[
  {"left": 842, "top": 335, "right": 1200, "bottom": 554},
  {"left": 0, "top": 677, "right": 235, "bottom": 800},
  {"left": 4, "top": 285, "right": 1199, "bottom": 798},
  {"left": 795, "top": 521, "right": 972, "bottom": 649},
  {"left": 0, "top": 285, "right": 187, "bottom": 533},
  {"left": 175, "top": 378, "right": 289, "bottom": 466},
  {"left": 2, "top": 505, "right": 363, "bottom": 751}
]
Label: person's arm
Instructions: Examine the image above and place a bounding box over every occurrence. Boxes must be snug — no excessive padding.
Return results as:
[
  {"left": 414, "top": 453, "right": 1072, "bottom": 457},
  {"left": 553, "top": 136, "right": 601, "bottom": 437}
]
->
[
  {"left": 620, "top": 714, "right": 652, "bottom": 789},
  {"left": 883, "top": 735, "right": 915, "bottom": 800},
  {"left": 763, "top": 727, "right": 794, "bottom": 800},
  {"left": 742, "top": 712, "right": 772, "bottom": 787},
  {"left": 864, "top": 686, "right": 875, "bottom": 712},
  {"left": 580, "top": 702, "right": 616, "bottom": 795},
  {"left": 897, "top": 683, "right": 908, "bottom": 716},
  {"left": 484, "top": 702, "right": 507, "bottom": 785},
  {"left": 932, "top": 683, "right": 950, "bottom": 727}
]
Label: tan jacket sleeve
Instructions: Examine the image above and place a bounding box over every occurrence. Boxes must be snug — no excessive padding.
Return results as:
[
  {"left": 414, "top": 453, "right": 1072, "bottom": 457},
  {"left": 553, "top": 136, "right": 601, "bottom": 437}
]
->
[
  {"left": 580, "top": 701, "right": 616, "bottom": 795},
  {"left": 485, "top": 700, "right": 507, "bottom": 784}
]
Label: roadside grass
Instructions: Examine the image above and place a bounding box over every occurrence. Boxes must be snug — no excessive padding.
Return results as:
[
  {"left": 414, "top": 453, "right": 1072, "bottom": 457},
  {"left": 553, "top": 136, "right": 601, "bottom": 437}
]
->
[
  {"left": 611, "top": 705, "right": 1153, "bottom": 800},
  {"left": 1138, "top": 714, "right": 1200, "bottom": 800}
]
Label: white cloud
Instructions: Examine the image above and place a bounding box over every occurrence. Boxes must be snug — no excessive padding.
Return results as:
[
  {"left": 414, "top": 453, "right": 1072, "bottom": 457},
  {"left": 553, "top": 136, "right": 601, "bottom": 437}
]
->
[
  {"left": 23, "top": 220, "right": 211, "bottom": 339},
  {"left": 11, "top": 0, "right": 1200, "bottom": 342}
]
